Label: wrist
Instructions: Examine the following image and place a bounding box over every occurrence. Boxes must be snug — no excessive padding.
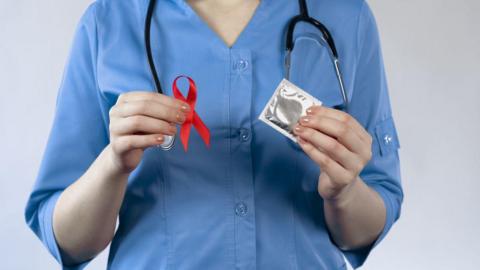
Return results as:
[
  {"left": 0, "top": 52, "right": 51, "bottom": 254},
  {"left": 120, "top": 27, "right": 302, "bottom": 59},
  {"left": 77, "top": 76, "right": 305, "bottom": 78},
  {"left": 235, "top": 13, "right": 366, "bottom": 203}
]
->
[
  {"left": 323, "top": 176, "right": 361, "bottom": 210},
  {"left": 102, "top": 144, "right": 131, "bottom": 180}
]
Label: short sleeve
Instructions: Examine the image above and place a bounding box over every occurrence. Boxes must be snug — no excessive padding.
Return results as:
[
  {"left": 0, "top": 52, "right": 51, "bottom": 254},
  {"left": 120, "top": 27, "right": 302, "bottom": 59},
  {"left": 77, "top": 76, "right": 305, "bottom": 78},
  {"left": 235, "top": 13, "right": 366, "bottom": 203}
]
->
[
  {"left": 24, "top": 3, "right": 110, "bottom": 269},
  {"left": 340, "top": 1, "right": 404, "bottom": 268}
]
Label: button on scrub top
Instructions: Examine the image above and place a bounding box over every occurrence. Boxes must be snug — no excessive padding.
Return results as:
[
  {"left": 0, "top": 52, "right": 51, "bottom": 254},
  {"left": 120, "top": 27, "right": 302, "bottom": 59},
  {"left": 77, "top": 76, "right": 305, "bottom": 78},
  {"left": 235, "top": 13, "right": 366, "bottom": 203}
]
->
[{"left": 25, "top": 0, "right": 403, "bottom": 269}]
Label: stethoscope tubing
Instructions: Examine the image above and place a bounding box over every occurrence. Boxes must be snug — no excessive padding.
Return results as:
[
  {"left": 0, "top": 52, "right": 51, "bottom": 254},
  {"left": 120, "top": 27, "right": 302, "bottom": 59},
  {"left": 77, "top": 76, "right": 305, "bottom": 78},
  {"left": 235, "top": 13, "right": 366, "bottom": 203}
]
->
[
  {"left": 145, "top": 0, "right": 176, "bottom": 150},
  {"left": 144, "top": 0, "right": 349, "bottom": 151}
]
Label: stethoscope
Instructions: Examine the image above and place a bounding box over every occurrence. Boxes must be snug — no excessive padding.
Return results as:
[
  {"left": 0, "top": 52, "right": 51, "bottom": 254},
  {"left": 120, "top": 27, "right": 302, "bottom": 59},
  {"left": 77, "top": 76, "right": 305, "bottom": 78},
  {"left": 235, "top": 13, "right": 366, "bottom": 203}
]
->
[{"left": 144, "top": 0, "right": 349, "bottom": 150}]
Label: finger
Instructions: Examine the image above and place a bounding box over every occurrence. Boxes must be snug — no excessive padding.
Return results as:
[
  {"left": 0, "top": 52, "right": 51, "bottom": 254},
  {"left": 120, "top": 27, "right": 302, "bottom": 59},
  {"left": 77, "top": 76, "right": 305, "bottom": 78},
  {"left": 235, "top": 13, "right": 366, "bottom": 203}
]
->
[
  {"left": 294, "top": 125, "right": 364, "bottom": 173},
  {"left": 110, "top": 115, "right": 177, "bottom": 136},
  {"left": 112, "top": 99, "right": 187, "bottom": 125},
  {"left": 117, "top": 91, "right": 190, "bottom": 112},
  {"left": 297, "top": 137, "right": 354, "bottom": 186},
  {"left": 306, "top": 105, "right": 372, "bottom": 144},
  {"left": 299, "top": 115, "right": 370, "bottom": 159},
  {"left": 113, "top": 134, "right": 166, "bottom": 153}
]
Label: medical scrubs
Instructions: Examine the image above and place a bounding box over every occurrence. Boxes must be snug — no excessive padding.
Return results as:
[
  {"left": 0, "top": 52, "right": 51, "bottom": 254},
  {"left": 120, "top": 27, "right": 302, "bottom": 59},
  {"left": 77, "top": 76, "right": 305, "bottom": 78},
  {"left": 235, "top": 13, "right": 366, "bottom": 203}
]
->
[{"left": 25, "top": 0, "right": 403, "bottom": 269}]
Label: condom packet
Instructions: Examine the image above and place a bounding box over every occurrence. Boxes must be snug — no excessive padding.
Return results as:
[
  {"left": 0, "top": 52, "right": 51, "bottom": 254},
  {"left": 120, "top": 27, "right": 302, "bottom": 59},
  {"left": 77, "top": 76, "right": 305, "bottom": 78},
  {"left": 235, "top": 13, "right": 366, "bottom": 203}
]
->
[{"left": 259, "top": 79, "right": 322, "bottom": 143}]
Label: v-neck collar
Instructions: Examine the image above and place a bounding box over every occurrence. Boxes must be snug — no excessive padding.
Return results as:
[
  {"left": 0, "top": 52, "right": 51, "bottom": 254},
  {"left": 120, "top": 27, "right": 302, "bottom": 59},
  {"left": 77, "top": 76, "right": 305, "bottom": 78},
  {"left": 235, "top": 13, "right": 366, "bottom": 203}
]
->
[
  {"left": 171, "top": 0, "right": 271, "bottom": 49},
  {"left": 169, "top": 0, "right": 190, "bottom": 13}
]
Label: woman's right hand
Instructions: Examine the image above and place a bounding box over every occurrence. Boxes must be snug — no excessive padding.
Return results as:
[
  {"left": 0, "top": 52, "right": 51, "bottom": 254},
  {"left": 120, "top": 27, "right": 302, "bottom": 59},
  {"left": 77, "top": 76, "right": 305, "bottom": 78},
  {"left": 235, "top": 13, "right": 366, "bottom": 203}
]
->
[{"left": 107, "top": 91, "right": 190, "bottom": 174}]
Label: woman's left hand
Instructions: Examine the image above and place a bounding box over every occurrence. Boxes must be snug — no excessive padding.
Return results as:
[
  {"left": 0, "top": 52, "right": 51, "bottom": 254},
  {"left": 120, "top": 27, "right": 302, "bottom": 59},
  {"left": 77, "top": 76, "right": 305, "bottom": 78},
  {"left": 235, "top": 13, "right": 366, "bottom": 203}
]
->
[{"left": 293, "top": 105, "right": 373, "bottom": 202}]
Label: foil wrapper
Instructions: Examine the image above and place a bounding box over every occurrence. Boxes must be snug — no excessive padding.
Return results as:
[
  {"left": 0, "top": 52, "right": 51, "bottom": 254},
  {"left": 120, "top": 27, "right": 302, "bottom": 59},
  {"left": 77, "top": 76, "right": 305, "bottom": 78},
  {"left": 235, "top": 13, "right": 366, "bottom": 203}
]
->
[{"left": 259, "top": 79, "right": 322, "bottom": 142}]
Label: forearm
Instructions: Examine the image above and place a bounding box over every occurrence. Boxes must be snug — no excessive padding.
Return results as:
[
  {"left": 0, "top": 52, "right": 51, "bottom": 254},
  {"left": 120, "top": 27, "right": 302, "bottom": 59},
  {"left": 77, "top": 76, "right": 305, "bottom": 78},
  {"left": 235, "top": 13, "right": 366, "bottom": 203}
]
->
[
  {"left": 52, "top": 144, "right": 129, "bottom": 265},
  {"left": 323, "top": 176, "right": 386, "bottom": 251}
]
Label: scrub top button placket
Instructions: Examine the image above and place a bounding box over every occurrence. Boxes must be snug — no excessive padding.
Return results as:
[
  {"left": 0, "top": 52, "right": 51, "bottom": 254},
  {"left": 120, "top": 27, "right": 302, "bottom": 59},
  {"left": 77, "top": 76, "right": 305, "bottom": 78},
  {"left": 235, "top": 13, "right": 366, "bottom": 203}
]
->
[
  {"left": 229, "top": 48, "right": 256, "bottom": 270},
  {"left": 234, "top": 59, "right": 249, "bottom": 71},
  {"left": 235, "top": 202, "right": 248, "bottom": 217},
  {"left": 239, "top": 128, "right": 251, "bottom": 142}
]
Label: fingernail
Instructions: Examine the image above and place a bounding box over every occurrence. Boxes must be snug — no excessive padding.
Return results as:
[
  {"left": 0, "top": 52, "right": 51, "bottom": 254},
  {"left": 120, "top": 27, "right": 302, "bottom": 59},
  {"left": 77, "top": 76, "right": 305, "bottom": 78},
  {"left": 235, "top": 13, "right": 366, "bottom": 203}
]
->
[
  {"left": 181, "top": 104, "right": 190, "bottom": 112},
  {"left": 156, "top": 136, "right": 164, "bottom": 142},
  {"left": 176, "top": 112, "right": 186, "bottom": 123},
  {"left": 306, "top": 108, "right": 313, "bottom": 115},
  {"left": 300, "top": 116, "right": 311, "bottom": 124},
  {"left": 294, "top": 124, "right": 303, "bottom": 133}
]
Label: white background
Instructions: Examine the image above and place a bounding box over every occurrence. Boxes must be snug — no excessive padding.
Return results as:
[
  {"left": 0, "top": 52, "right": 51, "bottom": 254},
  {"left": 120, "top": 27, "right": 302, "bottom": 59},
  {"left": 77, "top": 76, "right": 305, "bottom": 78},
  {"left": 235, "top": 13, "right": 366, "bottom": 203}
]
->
[{"left": 1, "top": 0, "right": 479, "bottom": 269}]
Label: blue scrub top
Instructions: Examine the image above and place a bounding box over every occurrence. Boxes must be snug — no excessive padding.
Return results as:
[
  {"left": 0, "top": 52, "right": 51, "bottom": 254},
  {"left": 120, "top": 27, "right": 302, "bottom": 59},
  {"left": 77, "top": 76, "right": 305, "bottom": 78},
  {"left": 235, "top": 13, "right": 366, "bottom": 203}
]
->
[{"left": 25, "top": 0, "right": 403, "bottom": 269}]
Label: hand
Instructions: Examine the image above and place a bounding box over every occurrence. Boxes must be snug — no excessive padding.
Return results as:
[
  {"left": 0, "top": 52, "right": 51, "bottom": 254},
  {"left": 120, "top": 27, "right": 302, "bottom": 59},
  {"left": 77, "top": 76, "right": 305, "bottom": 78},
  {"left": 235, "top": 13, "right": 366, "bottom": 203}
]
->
[
  {"left": 293, "top": 106, "right": 373, "bottom": 202},
  {"left": 107, "top": 92, "right": 190, "bottom": 174}
]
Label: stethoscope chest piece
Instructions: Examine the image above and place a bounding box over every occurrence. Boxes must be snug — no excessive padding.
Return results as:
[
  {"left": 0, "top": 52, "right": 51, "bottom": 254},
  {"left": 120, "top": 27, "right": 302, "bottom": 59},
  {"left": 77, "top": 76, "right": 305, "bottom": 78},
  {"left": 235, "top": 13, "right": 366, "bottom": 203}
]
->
[
  {"left": 157, "top": 135, "right": 175, "bottom": 150},
  {"left": 145, "top": 0, "right": 348, "bottom": 153}
]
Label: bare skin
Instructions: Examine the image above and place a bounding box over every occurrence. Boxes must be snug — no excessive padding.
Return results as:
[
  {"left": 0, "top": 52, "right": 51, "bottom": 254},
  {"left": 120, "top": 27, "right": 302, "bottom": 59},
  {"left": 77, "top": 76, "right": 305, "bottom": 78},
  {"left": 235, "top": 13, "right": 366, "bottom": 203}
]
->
[
  {"left": 187, "top": 0, "right": 260, "bottom": 47},
  {"left": 52, "top": 0, "right": 386, "bottom": 265},
  {"left": 191, "top": 0, "right": 387, "bottom": 251},
  {"left": 52, "top": 92, "right": 190, "bottom": 265},
  {"left": 293, "top": 106, "right": 386, "bottom": 250}
]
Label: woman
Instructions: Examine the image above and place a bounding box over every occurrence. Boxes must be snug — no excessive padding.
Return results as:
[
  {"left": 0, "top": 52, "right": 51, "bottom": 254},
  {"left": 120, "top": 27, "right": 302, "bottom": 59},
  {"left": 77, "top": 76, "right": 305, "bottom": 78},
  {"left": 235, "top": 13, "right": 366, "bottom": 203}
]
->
[{"left": 25, "top": 0, "right": 403, "bottom": 269}]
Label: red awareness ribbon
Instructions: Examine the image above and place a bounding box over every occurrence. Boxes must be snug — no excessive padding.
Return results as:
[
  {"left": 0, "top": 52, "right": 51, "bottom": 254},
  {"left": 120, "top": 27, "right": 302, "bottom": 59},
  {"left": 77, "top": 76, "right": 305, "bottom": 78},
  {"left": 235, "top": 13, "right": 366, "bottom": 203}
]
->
[{"left": 172, "top": 75, "right": 211, "bottom": 151}]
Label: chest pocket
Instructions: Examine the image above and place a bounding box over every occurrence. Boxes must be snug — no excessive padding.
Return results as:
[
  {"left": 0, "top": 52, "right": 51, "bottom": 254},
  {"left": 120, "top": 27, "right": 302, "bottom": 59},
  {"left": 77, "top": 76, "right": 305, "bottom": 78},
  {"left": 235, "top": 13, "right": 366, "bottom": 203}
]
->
[{"left": 288, "top": 33, "right": 345, "bottom": 108}]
